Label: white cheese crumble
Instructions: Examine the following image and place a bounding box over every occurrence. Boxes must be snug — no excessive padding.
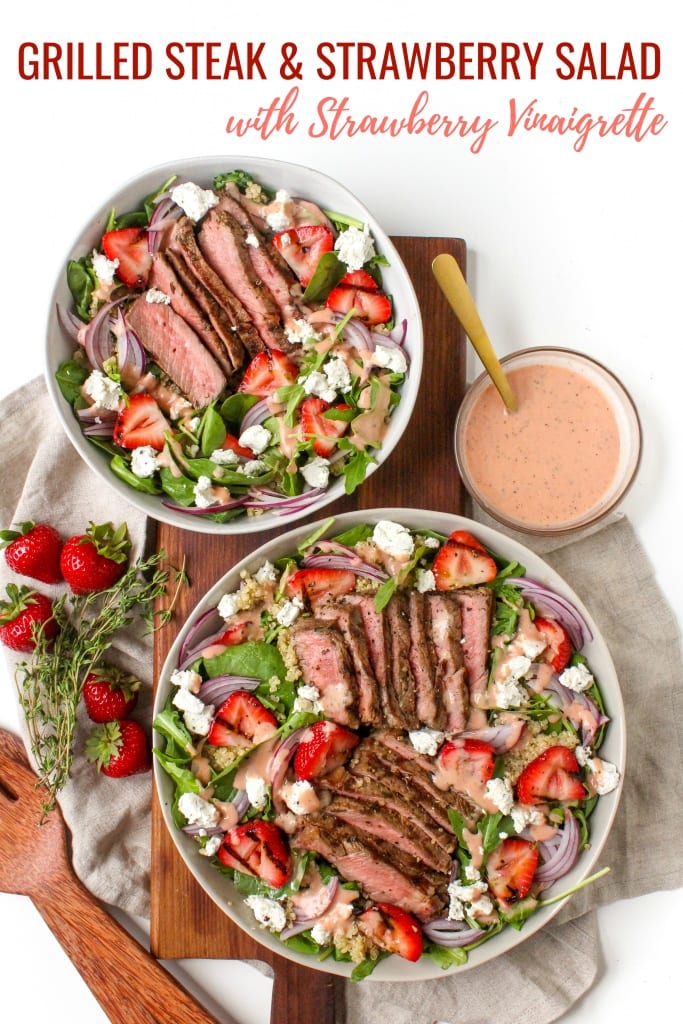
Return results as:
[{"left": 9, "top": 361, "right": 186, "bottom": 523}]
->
[
  {"left": 178, "top": 791, "right": 220, "bottom": 828},
  {"left": 505, "top": 655, "right": 532, "bottom": 682},
  {"left": 276, "top": 597, "right": 304, "bottom": 627},
  {"left": 485, "top": 776, "right": 514, "bottom": 815},
  {"left": 183, "top": 704, "right": 214, "bottom": 736},
  {"left": 145, "top": 288, "right": 171, "bottom": 305},
  {"left": 293, "top": 684, "right": 323, "bottom": 714},
  {"left": 217, "top": 589, "right": 248, "bottom": 620},
  {"left": 373, "top": 344, "right": 407, "bottom": 375},
  {"left": 282, "top": 779, "right": 317, "bottom": 815},
  {"left": 209, "top": 447, "right": 240, "bottom": 466},
  {"left": 310, "top": 923, "right": 332, "bottom": 945},
  {"left": 264, "top": 189, "right": 293, "bottom": 232},
  {"left": 372, "top": 520, "right": 415, "bottom": 559},
  {"left": 239, "top": 423, "right": 272, "bottom": 455},
  {"left": 92, "top": 250, "right": 119, "bottom": 283},
  {"left": 171, "top": 181, "right": 219, "bottom": 222},
  {"left": 245, "top": 895, "right": 287, "bottom": 932},
  {"left": 130, "top": 445, "right": 159, "bottom": 479},
  {"left": 255, "top": 560, "right": 278, "bottom": 584},
  {"left": 447, "top": 879, "right": 493, "bottom": 921},
  {"left": 520, "top": 637, "right": 548, "bottom": 659},
  {"left": 300, "top": 369, "right": 336, "bottom": 404},
  {"left": 83, "top": 370, "right": 123, "bottom": 411},
  {"left": 415, "top": 568, "right": 436, "bottom": 593},
  {"left": 285, "top": 318, "right": 322, "bottom": 345},
  {"left": 199, "top": 835, "right": 222, "bottom": 858},
  {"left": 170, "top": 668, "right": 202, "bottom": 692},
  {"left": 301, "top": 456, "right": 330, "bottom": 489},
  {"left": 334, "top": 223, "right": 375, "bottom": 272},
  {"left": 245, "top": 232, "right": 260, "bottom": 248},
  {"left": 575, "top": 747, "right": 620, "bottom": 795},
  {"left": 193, "top": 475, "right": 218, "bottom": 509},
  {"left": 494, "top": 676, "right": 527, "bottom": 709},
  {"left": 172, "top": 686, "right": 206, "bottom": 715},
  {"left": 408, "top": 728, "right": 445, "bottom": 757},
  {"left": 245, "top": 775, "right": 269, "bottom": 811},
  {"left": 559, "top": 663, "right": 595, "bottom": 693},
  {"left": 510, "top": 803, "right": 545, "bottom": 834},
  {"left": 323, "top": 355, "right": 352, "bottom": 394}
]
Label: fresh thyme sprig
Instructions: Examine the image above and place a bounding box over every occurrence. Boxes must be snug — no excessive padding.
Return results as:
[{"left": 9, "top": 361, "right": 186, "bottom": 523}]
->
[{"left": 14, "top": 548, "right": 186, "bottom": 818}]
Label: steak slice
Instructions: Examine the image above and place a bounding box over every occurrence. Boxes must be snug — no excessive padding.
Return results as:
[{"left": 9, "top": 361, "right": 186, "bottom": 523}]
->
[
  {"left": 337, "top": 593, "right": 403, "bottom": 730},
  {"left": 315, "top": 600, "right": 382, "bottom": 727},
  {"left": 385, "top": 593, "right": 419, "bottom": 730},
  {"left": 407, "top": 591, "right": 446, "bottom": 730},
  {"left": 292, "top": 814, "right": 446, "bottom": 922},
  {"left": 456, "top": 587, "right": 495, "bottom": 708},
  {"left": 125, "top": 296, "right": 226, "bottom": 408},
  {"left": 198, "top": 209, "right": 289, "bottom": 352},
  {"left": 426, "top": 592, "right": 470, "bottom": 733},
  {"left": 290, "top": 620, "right": 359, "bottom": 728}
]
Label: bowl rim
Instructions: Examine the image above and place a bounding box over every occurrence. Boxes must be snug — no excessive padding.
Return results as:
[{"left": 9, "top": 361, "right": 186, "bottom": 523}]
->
[
  {"left": 454, "top": 346, "right": 643, "bottom": 538},
  {"left": 152, "top": 505, "right": 626, "bottom": 981},
  {"left": 44, "top": 154, "right": 424, "bottom": 535}
]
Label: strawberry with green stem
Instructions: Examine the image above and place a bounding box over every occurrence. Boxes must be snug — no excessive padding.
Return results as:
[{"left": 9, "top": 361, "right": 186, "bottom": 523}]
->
[
  {"left": 0, "top": 583, "right": 58, "bottom": 652},
  {"left": 1, "top": 521, "right": 63, "bottom": 584},
  {"left": 83, "top": 666, "right": 141, "bottom": 723},
  {"left": 86, "top": 719, "right": 151, "bottom": 778},
  {"left": 60, "top": 522, "right": 131, "bottom": 595}
]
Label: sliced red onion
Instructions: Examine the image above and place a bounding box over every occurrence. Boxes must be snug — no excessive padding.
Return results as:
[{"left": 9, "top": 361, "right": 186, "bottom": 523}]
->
[
  {"left": 198, "top": 676, "right": 260, "bottom": 706},
  {"left": 390, "top": 318, "right": 408, "bottom": 348},
  {"left": 178, "top": 608, "right": 224, "bottom": 669},
  {"left": 301, "top": 552, "right": 388, "bottom": 581},
  {"left": 147, "top": 197, "right": 182, "bottom": 252},
  {"left": 459, "top": 719, "right": 526, "bottom": 754},
  {"left": 77, "top": 406, "right": 117, "bottom": 424},
  {"left": 113, "top": 310, "right": 146, "bottom": 379},
  {"left": 421, "top": 919, "right": 487, "bottom": 947},
  {"left": 535, "top": 812, "right": 580, "bottom": 886},
  {"left": 56, "top": 302, "right": 86, "bottom": 342},
  {"left": 340, "top": 316, "right": 375, "bottom": 352},
  {"left": 268, "top": 727, "right": 309, "bottom": 815},
  {"left": 292, "top": 876, "right": 340, "bottom": 923},
  {"left": 239, "top": 398, "right": 271, "bottom": 433},
  {"left": 243, "top": 487, "right": 325, "bottom": 514},
  {"left": 162, "top": 498, "right": 246, "bottom": 516},
  {"left": 182, "top": 823, "right": 224, "bottom": 838},
  {"left": 83, "top": 420, "right": 115, "bottom": 438},
  {"left": 231, "top": 789, "right": 250, "bottom": 820},
  {"left": 506, "top": 577, "right": 593, "bottom": 650},
  {"left": 371, "top": 331, "right": 411, "bottom": 367},
  {"left": 544, "top": 677, "right": 608, "bottom": 745},
  {"left": 82, "top": 297, "right": 128, "bottom": 370}
]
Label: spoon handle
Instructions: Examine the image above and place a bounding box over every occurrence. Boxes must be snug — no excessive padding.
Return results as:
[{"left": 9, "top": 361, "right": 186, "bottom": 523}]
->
[{"left": 432, "top": 253, "right": 517, "bottom": 412}]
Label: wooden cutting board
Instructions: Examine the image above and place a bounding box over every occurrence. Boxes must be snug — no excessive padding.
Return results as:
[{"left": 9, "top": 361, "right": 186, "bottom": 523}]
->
[{"left": 150, "top": 236, "right": 468, "bottom": 1023}]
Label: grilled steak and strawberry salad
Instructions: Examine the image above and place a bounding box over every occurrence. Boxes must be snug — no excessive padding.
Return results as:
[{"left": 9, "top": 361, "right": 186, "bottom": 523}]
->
[
  {"left": 56, "top": 171, "right": 409, "bottom": 520},
  {"left": 154, "top": 519, "right": 620, "bottom": 978}
]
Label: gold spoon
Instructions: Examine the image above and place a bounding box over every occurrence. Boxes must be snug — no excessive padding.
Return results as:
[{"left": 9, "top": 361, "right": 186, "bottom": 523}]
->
[{"left": 432, "top": 253, "right": 517, "bottom": 412}]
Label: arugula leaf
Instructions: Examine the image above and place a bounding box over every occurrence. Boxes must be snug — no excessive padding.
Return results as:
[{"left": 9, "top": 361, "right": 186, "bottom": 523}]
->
[
  {"left": 110, "top": 455, "right": 162, "bottom": 495},
  {"left": 423, "top": 942, "right": 469, "bottom": 969},
  {"left": 342, "top": 447, "right": 376, "bottom": 495}
]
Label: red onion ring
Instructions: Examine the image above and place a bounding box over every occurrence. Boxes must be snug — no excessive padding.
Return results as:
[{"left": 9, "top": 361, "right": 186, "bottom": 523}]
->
[
  {"left": 421, "top": 920, "right": 487, "bottom": 947},
  {"left": 178, "top": 608, "right": 224, "bottom": 669},
  {"left": 506, "top": 577, "right": 593, "bottom": 650},
  {"left": 292, "top": 876, "right": 340, "bottom": 923},
  {"left": 198, "top": 676, "right": 261, "bottom": 706},
  {"left": 301, "top": 552, "right": 388, "bottom": 581},
  {"left": 147, "top": 197, "right": 182, "bottom": 252},
  {"left": 459, "top": 719, "right": 526, "bottom": 754},
  {"left": 267, "top": 727, "right": 309, "bottom": 815},
  {"left": 182, "top": 823, "right": 224, "bottom": 838},
  {"left": 56, "top": 302, "right": 86, "bottom": 342},
  {"left": 239, "top": 398, "right": 271, "bottom": 433},
  {"left": 82, "top": 297, "right": 129, "bottom": 370},
  {"left": 162, "top": 498, "right": 246, "bottom": 516},
  {"left": 535, "top": 812, "right": 580, "bottom": 886}
]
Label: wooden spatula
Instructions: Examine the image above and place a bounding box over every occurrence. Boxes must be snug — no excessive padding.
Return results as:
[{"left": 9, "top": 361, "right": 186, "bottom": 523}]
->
[{"left": 0, "top": 727, "right": 225, "bottom": 1024}]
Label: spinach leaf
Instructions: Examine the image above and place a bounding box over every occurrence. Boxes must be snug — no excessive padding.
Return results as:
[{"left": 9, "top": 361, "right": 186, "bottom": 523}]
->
[
  {"left": 67, "top": 257, "right": 96, "bottom": 321},
  {"left": 56, "top": 357, "right": 89, "bottom": 404},
  {"left": 204, "top": 641, "right": 287, "bottom": 685}
]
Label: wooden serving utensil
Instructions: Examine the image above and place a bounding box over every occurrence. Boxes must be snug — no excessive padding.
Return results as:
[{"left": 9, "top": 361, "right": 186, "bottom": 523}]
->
[{"left": 0, "top": 727, "right": 224, "bottom": 1024}]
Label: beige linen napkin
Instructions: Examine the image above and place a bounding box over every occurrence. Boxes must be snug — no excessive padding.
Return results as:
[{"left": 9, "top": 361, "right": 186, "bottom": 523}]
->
[{"left": 2, "top": 378, "right": 683, "bottom": 1021}]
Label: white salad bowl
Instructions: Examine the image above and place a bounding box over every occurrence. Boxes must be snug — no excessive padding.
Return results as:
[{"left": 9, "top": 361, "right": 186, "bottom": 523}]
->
[
  {"left": 45, "top": 156, "right": 423, "bottom": 534},
  {"left": 153, "top": 507, "right": 625, "bottom": 981}
]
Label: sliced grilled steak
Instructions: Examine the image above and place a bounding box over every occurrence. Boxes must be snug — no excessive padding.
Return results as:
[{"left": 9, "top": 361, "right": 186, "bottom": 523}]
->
[
  {"left": 407, "top": 591, "right": 446, "bottom": 730},
  {"left": 426, "top": 592, "right": 470, "bottom": 733},
  {"left": 125, "top": 296, "right": 226, "bottom": 408},
  {"left": 290, "top": 620, "right": 359, "bottom": 728},
  {"left": 456, "top": 587, "right": 494, "bottom": 708},
  {"left": 385, "top": 593, "right": 419, "bottom": 730},
  {"left": 315, "top": 600, "right": 382, "bottom": 727},
  {"left": 337, "top": 593, "right": 403, "bottom": 730},
  {"left": 198, "top": 209, "right": 290, "bottom": 352}
]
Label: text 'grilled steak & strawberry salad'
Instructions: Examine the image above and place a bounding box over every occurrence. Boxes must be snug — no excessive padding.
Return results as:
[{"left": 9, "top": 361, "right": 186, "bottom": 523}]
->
[
  {"left": 56, "top": 171, "right": 410, "bottom": 521},
  {"left": 154, "top": 520, "right": 620, "bottom": 978}
]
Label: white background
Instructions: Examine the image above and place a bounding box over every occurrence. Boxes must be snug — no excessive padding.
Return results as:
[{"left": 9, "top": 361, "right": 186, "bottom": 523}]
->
[{"left": 0, "top": 1, "right": 680, "bottom": 1021}]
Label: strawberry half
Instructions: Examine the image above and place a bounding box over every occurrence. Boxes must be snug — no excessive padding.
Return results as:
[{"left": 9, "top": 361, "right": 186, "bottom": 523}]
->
[
  {"left": 515, "top": 745, "right": 586, "bottom": 805},
  {"left": 435, "top": 737, "right": 497, "bottom": 803},
  {"left": 326, "top": 284, "right": 392, "bottom": 325},
  {"left": 357, "top": 902, "right": 424, "bottom": 962},
  {"left": 293, "top": 720, "right": 360, "bottom": 781},
  {"left": 101, "top": 227, "right": 153, "bottom": 289},
  {"left": 210, "top": 690, "right": 278, "bottom": 746},
  {"left": 534, "top": 617, "right": 573, "bottom": 672},
  {"left": 285, "top": 567, "right": 357, "bottom": 604},
  {"left": 1, "top": 521, "right": 63, "bottom": 584},
  {"left": 447, "top": 529, "right": 487, "bottom": 553},
  {"left": 486, "top": 837, "right": 539, "bottom": 906},
  {"left": 271, "top": 225, "right": 334, "bottom": 286},
  {"left": 218, "top": 819, "right": 292, "bottom": 888},
  {"left": 86, "top": 719, "right": 151, "bottom": 778},
  {"left": 113, "top": 393, "right": 169, "bottom": 451},
  {"left": 340, "top": 268, "right": 379, "bottom": 290},
  {"left": 238, "top": 350, "right": 299, "bottom": 398},
  {"left": 299, "top": 397, "right": 351, "bottom": 457},
  {"left": 432, "top": 540, "right": 498, "bottom": 590},
  {"left": 0, "top": 584, "right": 58, "bottom": 653}
]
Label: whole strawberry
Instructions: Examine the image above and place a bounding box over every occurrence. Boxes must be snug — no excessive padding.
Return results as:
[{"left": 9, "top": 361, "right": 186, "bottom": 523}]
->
[
  {"left": 83, "top": 666, "right": 141, "bottom": 723},
  {"left": 60, "top": 521, "right": 131, "bottom": 595},
  {"left": 86, "top": 719, "right": 151, "bottom": 778},
  {"left": 1, "top": 521, "right": 63, "bottom": 584},
  {"left": 0, "top": 583, "right": 58, "bottom": 652}
]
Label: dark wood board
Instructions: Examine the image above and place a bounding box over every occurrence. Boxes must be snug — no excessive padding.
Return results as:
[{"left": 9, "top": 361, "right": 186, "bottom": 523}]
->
[{"left": 150, "top": 236, "right": 468, "bottom": 1023}]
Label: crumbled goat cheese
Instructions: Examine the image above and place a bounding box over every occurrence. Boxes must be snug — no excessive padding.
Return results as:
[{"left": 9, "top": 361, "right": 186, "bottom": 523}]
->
[
  {"left": 334, "top": 223, "right": 376, "bottom": 272},
  {"left": 520, "top": 637, "right": 548, "bottom": 659},
  {"left": 239, "top": 424, "right": 271, "bottom": 455},
  {"left": 245, "top": 895, "right": 287, "bottom": 932},
  {"left": 245, "top": 233, "right": 260, "bottom": 248},
  {"left": 145, "top": 288, "right": 171, "bottom": 305},
  {"left": 246, "top": 775, "right": 269, "bottom": 810},
  {"left": 199, "top": 835, "right": 222, "bottom": 858},
  {"left": 217, "top": 590, "right": 248, "bottom": 620},
  {"left": 559, "top": 663, "right": 595, "bottom": 692},
  {"left": 464, "top": 864, "right": 481, "bottom": 882},
  {"left": 576, "top": 748, "right": 620, "bottom": 794},
  {"left": 323, "top": 355, "right": 352, "bottom": 394},
  {"left": 510, "top": 803, "right": 545, "bottom": 834},
  {"left": 130, "top": 445, "right": 159, "bottom": 479},
  {"left": 294, "top": 684, "right": 322, "bottom": 714},
  {"left": 276, "top": 598, "right": 304, "bottom": 627},
  {"left": 494, "top": 676, "right": 527, "bottom": 709},
  {"left": 172, "top": 687, "right": 206, "bottom": 715},
  {"left": 506, "top": 655, "right": 532, "bottom": 682},
  {"left": 237, "top": 459, "right": 266, "bottom": 476},
  {"left": 422, "top": 536, "right": 440, "bottom": 548},
  {"left": 485, "top": 776, "right": 514, "bottom": 815},
  {"left": 92, "top": 250, "right": 119, "bottom": 283},
  {"left": 183, "top": 704, "right": 214, "bottom": 736},
  {"left": 83, "top": 370, "right": 123, "bottom": 411},
  {"left": 170, "top": 668, "right": 202, "bottom": 692},
  {"left": 300, "top": 369, "right": 336, "bottom": 404},
  {"left": 310, "top": 923, "right": 332, "bottom": 945},
  {"left": 255, "top": 561, "right": 278, "bottom": 584},
  {"left": 194, "top": 476, "right": 218, "bottom": 509},
  {"left": 178, "top": 791, "right": 220, "bottom": 828},
  {"left": 187, "top": 416, "right": 201, "bottom": 432},
  {"left": 301, "top": 456, "right": 330, "bottom": 490},
  {"left": 210, "top": 447, "right": 240, "bottom": 465},
  {"left": 374, "top": 344, "right": 407, "bottom": 375},
  {"left": 283, "top": 779, "right": 317, "bottom": 815},
  {"left": 448, "top": 879, "right": 492, "bottom": 920},
  {"left": 171, "top": 181, "right": 219, "bottom": 222},
  {"left": 408, "top": 728, "right": 445, "bottom": 757},
  {"left": 285, "top": 318, "right": 322, "bottom": 345},
  {"left": 372, "top": 520, "right": 415, "bottom": 559},
  {"left": 265, "top": 190, "right": 292, "bottom": 232},
  {"left": 415, "top": 568, "right": 435, "bottom": 593}
]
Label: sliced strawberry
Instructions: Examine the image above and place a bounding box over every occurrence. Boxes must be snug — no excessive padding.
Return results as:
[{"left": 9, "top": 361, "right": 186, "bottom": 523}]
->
[
  {"left": 285, "top": 567, "right": 356, "bottom": 604},
  {"left": 293, "top": 720, "right": 360, "bottom": 781},
  {"left": 206, "top": 719, "right": 251, "bottom": 748},
  {"left": 299, "top": 398, "right": 351, "bottom": 457},
  {"left": 218, "top": 819, "right": 292, "bottom": 888},
  {"left": 213, "top": 690, "right": 278, "bottom": 745},
  {"left": 534, "top": 617, "right": 572, "bottom": 672},
  {"left": 357, "top": 902, "right": 423, "bottom": 962},
  {"left": 101, "top": 227, "right": 152, "bottom": 289},
  {"left": 271, "top": 225, "right": 334, "bottom": 286},
  {"left": 435, "top": 738, "right": 497, "bottom": 804},
  {"left": 238, "top": 349, "right": 299, "bottom": 398},
  {"left": 340, "top": 268, "right": 379, "bottom": 290},
  {"left": 113, "top": 393, "right": 169, "bottom": 451},
  {"left": 326, "top": 285, "right": 392, "bottom": 326},
  {"left": 447, "top": 529, "right": 487, "bottom": 553},
  {"left": 221, "top": 432, "right": 257, "bottom": 459},
  {"left": 432, "top": 541, "right": 498, "bottom": 590},
  {"left": 486, "top": 837, "right": 539, "bottom": 906},
  {"left": 515, "top": 745, "right": 586, "bottom": 805}
]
